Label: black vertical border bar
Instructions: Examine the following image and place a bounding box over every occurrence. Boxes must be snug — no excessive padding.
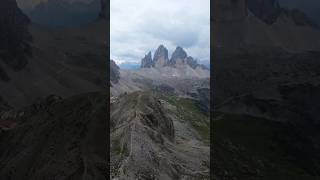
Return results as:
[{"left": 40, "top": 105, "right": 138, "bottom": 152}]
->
[
  {"left": 106, "top": 0, "right": 111, "bottom": 178},
  {"left": 210, "top": 0, "right": 214, "bottom": 179}
]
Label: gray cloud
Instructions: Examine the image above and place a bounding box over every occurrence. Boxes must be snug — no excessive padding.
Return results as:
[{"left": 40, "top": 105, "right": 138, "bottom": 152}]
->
[{"left": 111, "top": 0, "right": 210, "bottom": 65}]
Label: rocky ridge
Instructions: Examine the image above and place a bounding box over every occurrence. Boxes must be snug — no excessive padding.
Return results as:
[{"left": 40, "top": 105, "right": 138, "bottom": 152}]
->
[
  {"left": 140, "top": 51, "right": 153, "bottom": 68},
  {"left": 110, "top": 91, "right": 209, "bottom": 179}
]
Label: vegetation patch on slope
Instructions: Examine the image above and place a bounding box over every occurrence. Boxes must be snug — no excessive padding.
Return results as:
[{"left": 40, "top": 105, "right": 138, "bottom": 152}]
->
[{"left": 164, "top": 95, "right": 210, "bottom": 143}]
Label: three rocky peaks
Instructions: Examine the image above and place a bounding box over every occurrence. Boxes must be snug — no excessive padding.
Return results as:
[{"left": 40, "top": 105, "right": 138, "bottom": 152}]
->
[{"left": 141, "top": 45, "right": 208, "bottom": 70}]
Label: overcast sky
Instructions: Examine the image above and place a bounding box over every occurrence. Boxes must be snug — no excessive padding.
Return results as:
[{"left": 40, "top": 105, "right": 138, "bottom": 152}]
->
[{"left": 110, "top": 0, "right": 210, "bottom": 65}]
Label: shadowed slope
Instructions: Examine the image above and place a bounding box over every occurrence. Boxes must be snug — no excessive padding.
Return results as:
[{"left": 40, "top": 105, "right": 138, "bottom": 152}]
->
[{"left": 0, "top": 92, "right": 107, "bottom": 180}]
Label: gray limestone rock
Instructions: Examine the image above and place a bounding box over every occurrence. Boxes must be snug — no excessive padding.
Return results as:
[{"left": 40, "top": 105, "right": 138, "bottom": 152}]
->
[{"left": 141, "top": 51, "right": 153, "bottom": 68}]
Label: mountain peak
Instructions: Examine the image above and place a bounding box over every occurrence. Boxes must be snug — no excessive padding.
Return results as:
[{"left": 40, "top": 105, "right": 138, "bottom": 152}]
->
[
  {"left": 170, "top": 46, "right": 187, "bottom": 66},
  {"left": 141, "top": 51, "right": 153, "bottom": 68},
  {"left": 153, "top": 45, "right": 169, "bottom": 67},
  {"left": 140, "top": 45, "right": 208, "bottom": 70}
]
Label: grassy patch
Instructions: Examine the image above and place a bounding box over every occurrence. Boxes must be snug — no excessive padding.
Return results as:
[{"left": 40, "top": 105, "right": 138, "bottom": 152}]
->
[
  {"left": 164, "top": 96, "right": 210, "bottom": 142},
  {"left": 111, "top": 135, "right": 129, "bottom": 158}
]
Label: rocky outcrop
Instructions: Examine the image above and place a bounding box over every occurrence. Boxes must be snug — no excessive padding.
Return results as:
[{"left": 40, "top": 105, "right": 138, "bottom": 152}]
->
[
  {"left": 169, "top": 47, "right": 209, "bottom": 70},
  {"left": 186, "top": 56, "right": 198, "bottom": 69},
  {"left": 141, "top": 51, "right": 153, "bottom": 68},
  {"left": 110, "top": 60, "right": 120, "bottom": 84},
  {"left": 153, "top": 45, "right": 169, "bottom": 67},
  {"left": 0, "top": 0, "right": 32, "bottom": 74},
  {"left": 169, "top": 46, "right": 187, "bottom": 66}
]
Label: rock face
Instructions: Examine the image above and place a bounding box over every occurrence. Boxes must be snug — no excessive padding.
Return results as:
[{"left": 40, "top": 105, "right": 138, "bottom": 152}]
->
[
  {"left": 169, "top": 46, "right": 187, "bottom": 66},
  {"left": 153, "top": 45, "right": 169, "bottom": 67},
  {"left": 0, "top": 0, "right": 32, "bottom": 75},
  {"left": 110, "top": 60, "right": 120, "bottom": 84},
  {"left": 185, "top": 56, "right": 198, "bottom": 69},
  {"left": 140, "top": 45, "right": 208, "bottom": 70},
  {"left": 140, "top": 51, "right": 153, "bottom": 68}
]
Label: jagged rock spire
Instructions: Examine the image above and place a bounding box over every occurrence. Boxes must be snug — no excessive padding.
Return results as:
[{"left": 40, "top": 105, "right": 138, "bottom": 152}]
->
[
  {"left": 153, "top": 45, "right": 169, "bottom": 67},
  {"left": 140, "top": 45, "right": 208, "bottom": 70},
  {"left": 141, "top": 51, "right": 153, "bottom": 68},
  {"left": 170, "top": 46, "right": 187, "bottom": 66}
]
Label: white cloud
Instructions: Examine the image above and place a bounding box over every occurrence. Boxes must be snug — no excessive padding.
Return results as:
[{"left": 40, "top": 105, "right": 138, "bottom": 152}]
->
[{"left": 111, "top": 0, "right": 210, "bottom": 65}]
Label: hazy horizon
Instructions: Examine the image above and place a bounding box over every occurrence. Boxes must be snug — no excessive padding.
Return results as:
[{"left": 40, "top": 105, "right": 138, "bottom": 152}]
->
[{"left": 110, "top": 0, "right": 210, "bottom": 65}]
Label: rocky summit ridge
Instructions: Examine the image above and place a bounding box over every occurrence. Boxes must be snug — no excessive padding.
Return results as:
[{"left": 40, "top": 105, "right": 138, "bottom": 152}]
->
[{"left": 140, "top": 45, "right": 208, "bottom": 70}]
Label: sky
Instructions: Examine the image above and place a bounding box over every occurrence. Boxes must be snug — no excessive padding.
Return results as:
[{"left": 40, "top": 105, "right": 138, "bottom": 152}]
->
[{"left": 110, "top": 0, "right": 210, "bottom": 65}]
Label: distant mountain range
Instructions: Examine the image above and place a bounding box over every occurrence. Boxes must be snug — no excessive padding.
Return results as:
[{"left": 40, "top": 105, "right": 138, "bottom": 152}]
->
[
  {"left": 110, "top": 45, "right": 210, "bottom": 99},
  {"left": 140, "top": 45, "right": 209, "bottom": 71},
  {"left": 118, "top": 62, "right": 140, "bottom": 70},
  {"left": 110, "top": 46, "right": 210, "bottom": 179},
  {"left": 117, "top": 45, "right": 210, "bottom": 70}
]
